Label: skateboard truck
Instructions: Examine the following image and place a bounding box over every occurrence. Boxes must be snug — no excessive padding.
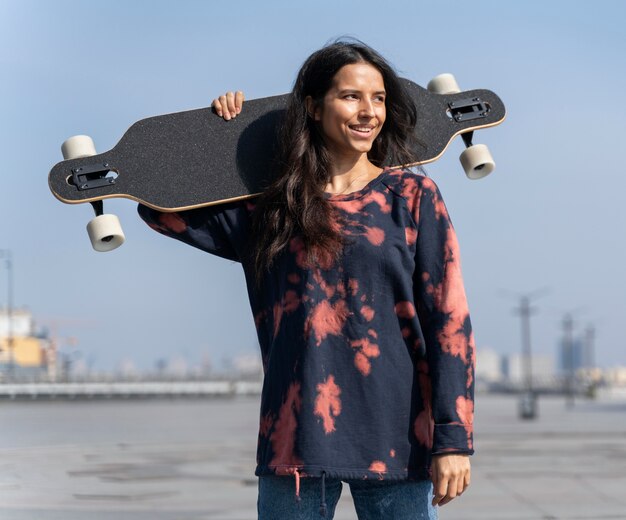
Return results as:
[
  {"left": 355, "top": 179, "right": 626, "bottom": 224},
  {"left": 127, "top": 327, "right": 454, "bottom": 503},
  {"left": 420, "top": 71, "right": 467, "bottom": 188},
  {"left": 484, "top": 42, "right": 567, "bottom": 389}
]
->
[
  {"left": 90, "top": 200, "right": 104, "bottom": 217},
  {"left": 426, "top": 74, "right": 497, "bottom": 179},
  {"left": 448, "top": 97, "right": 490, "bottom": 123},
  {"left": 61, "top": 135, "right": 126, "bottom": 252},
  {"left": 71, "top": 163, "right": 118, "bottom": 191},
  {"left": 449, "top": 97, "right": 495, "bottom": 178}
]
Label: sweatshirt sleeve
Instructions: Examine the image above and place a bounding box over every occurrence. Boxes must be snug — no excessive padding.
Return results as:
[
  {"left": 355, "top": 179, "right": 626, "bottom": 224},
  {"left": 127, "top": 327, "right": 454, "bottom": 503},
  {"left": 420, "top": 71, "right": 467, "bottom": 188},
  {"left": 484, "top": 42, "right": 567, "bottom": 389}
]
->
[
  {"left": 413, "top": 177, "right": 475, "bottom": 455},
  {"left": 137, "top": 200, "right": 252, "bottom": 263}
]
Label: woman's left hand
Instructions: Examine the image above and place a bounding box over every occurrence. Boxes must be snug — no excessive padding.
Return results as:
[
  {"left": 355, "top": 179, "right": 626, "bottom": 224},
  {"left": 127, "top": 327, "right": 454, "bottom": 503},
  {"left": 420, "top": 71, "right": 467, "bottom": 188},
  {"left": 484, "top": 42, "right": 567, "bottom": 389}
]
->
[{"left": 430, "top": 453, "right": 471, "bottom": 507}]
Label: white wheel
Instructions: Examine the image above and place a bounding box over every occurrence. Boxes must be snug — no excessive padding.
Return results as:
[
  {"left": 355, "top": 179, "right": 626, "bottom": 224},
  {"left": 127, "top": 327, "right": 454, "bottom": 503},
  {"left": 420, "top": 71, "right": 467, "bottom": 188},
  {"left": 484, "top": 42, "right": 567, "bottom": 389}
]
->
[
  {"left": 427, "top": 73, "right": 461, "bottom": 95},
  {"left": 459, "top": 144, "right": 495, "bottom": 179},
  {"left": 61, "top": 135, "right": 96, "bottom": 160},
  {"left": 86, "top": 214, "right": 125, "bottom": 252}
]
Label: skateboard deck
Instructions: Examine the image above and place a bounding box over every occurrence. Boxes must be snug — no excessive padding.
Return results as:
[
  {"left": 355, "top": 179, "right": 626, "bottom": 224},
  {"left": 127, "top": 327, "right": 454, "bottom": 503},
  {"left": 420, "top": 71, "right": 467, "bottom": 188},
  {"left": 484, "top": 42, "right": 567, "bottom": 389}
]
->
[{"left": 49, "top": 78, "right": 506, "bottom": 213}]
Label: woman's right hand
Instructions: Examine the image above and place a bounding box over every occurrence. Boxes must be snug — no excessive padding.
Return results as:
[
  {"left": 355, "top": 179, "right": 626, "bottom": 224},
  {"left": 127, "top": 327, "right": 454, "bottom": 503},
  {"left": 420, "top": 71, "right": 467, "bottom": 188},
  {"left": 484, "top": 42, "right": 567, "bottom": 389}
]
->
[{"left": 211, "top": 91, "right": 245, "bottom": 121}]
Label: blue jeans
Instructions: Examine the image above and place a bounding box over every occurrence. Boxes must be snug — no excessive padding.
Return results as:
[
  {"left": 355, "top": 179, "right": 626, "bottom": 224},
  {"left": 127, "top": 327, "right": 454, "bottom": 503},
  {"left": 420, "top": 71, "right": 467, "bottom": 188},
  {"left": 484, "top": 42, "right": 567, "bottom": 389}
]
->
[{"left": 258, "top": 475, "right": 438, "bottom": 519}]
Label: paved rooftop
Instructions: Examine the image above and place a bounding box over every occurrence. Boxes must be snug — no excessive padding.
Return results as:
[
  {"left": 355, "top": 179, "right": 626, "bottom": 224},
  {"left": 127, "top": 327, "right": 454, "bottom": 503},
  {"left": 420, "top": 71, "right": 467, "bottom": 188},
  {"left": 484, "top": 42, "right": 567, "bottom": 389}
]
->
[{"left": 1, "top": 393, "right": 625, "bottom": 519}]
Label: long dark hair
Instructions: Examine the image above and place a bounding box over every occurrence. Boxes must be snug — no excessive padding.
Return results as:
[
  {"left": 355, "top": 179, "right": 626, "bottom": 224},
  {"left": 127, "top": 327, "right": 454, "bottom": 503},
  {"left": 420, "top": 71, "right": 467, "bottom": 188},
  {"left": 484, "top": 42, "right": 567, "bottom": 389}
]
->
[{"left": 250, "top": 40, "right": 420, "bottom": 283}]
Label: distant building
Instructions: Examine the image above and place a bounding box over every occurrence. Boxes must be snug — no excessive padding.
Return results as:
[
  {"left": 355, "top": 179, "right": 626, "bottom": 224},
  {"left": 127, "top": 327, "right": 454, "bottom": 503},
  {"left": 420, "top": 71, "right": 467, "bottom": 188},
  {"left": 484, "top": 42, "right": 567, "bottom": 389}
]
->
[
  {"left": 503, "top": 353, "right": 555, "bottom": 384},
  {"left": 475, "top": 348, "right": 503, "bottom": 383},
  {"left": 232, "top": 353, "right": 263, "bottom": 379},
  {"left": 0, "top": 308, "right": 50, "bottom": 379},
  {"left": 0, "top": 308, "right": 33, "bottom": 337},
  {"left": 558, "top": 337, "right": 591, "bottom": 374},
  {"left": 116, "top": 358, "right": 138, "bottom": 379},
  {"left": 604, "top": 367, "right": 626, "bottom": 387},
  {"left": 165, "top": 356, "right": 189, "bottom": 378}
]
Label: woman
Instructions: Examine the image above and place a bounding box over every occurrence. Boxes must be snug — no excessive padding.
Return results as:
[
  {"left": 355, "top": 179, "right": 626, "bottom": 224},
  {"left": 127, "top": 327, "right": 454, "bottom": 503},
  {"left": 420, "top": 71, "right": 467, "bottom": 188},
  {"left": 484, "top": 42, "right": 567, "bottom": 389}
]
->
[{"left": 139, "top": 40, "right": 474, "bottom": 520}]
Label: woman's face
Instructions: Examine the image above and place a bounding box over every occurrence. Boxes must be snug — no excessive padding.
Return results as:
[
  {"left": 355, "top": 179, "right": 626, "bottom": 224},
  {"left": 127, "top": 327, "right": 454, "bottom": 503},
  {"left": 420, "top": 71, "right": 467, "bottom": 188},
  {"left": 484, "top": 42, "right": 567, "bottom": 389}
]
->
[{"left": 309, "top": 62, "right": 386, "bottom": 160}]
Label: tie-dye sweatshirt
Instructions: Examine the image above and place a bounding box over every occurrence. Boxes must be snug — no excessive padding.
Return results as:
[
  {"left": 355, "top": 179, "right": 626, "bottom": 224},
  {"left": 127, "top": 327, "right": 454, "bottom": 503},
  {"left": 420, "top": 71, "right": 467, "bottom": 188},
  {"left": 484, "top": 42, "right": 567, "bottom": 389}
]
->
[{"left": 138, "top": 167, "right": 475, "bottom": 481}]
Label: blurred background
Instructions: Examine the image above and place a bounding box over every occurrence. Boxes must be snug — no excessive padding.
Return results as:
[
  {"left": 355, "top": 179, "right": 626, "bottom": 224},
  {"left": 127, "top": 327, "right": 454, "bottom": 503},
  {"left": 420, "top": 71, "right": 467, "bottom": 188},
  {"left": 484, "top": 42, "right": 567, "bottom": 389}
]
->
[
  {"left": 1, "top": 1, "right": 625, "bottom": 518},
  {"left": 1, "top": 0, "right": 624, "bottom": 383}
]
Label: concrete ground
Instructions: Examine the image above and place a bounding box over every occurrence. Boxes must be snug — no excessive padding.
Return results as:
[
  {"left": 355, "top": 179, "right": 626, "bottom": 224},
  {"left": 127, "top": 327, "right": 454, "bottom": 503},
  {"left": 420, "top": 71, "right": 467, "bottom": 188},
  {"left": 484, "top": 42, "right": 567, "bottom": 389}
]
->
[{"left": 1, "top": 393, "right": 626, "bottom": 519}]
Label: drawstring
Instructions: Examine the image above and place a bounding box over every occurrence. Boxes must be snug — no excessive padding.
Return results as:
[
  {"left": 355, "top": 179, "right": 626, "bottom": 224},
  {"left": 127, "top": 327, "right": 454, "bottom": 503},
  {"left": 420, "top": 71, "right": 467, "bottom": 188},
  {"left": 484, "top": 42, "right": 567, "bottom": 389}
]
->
[
  {"left": 293, "top": 469, "right": 327, "bottom": 517},
  {"left": 319, "top": 471, "right": 327, "bottom": 517},
  {"left": 294, "top": 469, "right": 301, "bottom": 502}
]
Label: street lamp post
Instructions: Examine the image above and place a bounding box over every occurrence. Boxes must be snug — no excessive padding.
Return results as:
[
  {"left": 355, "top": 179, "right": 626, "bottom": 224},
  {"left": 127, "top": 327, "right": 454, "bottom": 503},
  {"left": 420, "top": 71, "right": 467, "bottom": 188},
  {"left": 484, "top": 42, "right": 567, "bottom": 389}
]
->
[
  {"left": 0, "top": 250, "right": 14, "bottom": 380},
  {"left": 501, "top": 287, "right": 549, "bottom": 420},
  {"left": 563, "top": 313, "right": 575, "bottom": 408},
  {"left": 515, "top": 295, "right": 538, "bottom": 419},
  {"left": 518, "top": 296, "right": 534, "bottom": 396}
]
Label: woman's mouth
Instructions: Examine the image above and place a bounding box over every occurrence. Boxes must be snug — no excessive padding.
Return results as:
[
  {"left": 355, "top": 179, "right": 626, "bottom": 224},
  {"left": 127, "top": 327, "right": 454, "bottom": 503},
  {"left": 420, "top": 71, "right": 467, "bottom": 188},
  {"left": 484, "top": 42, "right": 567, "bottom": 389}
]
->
[{"left": 349, "top": 124, "right": 375, "bottom": 136}]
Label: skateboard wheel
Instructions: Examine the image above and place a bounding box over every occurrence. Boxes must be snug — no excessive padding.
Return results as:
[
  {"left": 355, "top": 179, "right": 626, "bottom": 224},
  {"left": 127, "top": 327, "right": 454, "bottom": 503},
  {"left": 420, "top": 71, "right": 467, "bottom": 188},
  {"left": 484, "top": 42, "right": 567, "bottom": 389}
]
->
[
  {"left": 86, "top": 214, "right": 125, "bottom": 252},
  {"left": 61, "top": 135, "right": 97, "bottom": 160},
  {"left": 460, "top": 144, "right": 495, "bottom": 179},
  {"left": 427, "top": 73, "right": 461, "bottom": 95}
]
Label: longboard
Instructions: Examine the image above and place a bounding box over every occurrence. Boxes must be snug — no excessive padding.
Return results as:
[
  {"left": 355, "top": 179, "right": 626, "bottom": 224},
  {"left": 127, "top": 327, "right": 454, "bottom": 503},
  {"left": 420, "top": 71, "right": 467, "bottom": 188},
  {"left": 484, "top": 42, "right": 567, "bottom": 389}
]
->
[{"left": 48, "top": 74, "right": 506, "bottom": 251}]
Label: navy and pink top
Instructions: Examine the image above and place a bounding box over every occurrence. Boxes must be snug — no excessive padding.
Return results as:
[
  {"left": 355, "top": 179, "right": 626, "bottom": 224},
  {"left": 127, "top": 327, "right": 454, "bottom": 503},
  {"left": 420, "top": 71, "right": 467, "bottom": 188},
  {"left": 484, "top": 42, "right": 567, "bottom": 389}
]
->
[{"left": 138, "top": 167, "right": 475, "bottom": 482}]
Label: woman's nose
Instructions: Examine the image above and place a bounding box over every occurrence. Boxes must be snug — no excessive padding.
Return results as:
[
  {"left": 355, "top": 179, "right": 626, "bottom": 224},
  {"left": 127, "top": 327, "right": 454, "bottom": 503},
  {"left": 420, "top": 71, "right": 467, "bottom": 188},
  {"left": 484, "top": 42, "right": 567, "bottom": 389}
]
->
[{"left": 358, "top": 99, "right": 374, "bottom": 117}]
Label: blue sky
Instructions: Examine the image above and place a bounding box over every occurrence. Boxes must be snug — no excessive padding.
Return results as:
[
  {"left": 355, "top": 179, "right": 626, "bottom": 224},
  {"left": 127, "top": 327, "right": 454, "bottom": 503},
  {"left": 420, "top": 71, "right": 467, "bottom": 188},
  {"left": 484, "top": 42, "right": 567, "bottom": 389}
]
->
[{"left": 1, "top": 0, "right": 625, "bottom": 372}]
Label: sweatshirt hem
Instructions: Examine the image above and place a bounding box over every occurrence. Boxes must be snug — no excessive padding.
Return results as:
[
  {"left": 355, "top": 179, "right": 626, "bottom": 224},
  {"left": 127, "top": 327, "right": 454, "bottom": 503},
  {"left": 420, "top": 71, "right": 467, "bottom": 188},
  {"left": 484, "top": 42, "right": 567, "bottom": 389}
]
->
[{"left": 255, "top": 464, "right": 431, "bottom": 481}]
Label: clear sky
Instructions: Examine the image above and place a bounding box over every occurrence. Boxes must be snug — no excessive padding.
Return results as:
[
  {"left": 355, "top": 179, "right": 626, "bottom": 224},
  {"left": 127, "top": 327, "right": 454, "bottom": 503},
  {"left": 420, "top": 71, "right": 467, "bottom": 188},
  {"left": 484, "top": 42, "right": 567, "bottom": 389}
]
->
[{"left": 1, "top": 0, "right": 625, "bottom": 372}]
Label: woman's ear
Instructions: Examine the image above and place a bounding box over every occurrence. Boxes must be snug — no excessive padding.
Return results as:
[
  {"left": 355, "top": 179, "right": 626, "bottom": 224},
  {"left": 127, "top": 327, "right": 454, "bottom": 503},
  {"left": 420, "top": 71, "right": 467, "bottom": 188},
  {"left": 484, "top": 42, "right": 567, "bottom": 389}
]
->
[{"left": 305, "top": 96, "right": 320, "bottom": 121}]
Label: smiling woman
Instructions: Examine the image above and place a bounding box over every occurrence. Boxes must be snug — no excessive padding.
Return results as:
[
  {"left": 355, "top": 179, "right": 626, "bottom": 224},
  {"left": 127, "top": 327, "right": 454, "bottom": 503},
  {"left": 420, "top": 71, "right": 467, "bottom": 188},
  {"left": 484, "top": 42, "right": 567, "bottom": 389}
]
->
[
  {"left": 305, "top": 62, "right": 387, "bottom": 187},
  {"left": 243, "top": 42, "right": 422, "bottom": 281},
  {"left": 138, "top": 39, "right": 475, "bottom": 520}
]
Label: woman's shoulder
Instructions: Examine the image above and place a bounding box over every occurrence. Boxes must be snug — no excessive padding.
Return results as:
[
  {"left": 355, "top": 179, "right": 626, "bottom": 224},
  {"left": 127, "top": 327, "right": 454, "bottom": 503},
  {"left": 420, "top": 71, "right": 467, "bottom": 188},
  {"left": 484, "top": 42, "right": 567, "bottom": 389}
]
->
[{"left": 380, "top": 167, "right": 439, "bottom": 199}]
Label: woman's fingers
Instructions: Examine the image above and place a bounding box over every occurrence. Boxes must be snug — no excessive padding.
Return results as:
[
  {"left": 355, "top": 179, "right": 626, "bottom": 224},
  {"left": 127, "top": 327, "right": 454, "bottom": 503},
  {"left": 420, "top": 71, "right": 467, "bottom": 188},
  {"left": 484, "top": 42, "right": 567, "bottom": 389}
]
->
[
  {"left": 431, "top": 472, "right": 446, "bottom": 507},
  {"left": 432, "top": 473, "right": 457, "bottom": 506},
  {"left": 459, "top": 470, "right": 470, "bottom": 495},
  {"left": 212, "top": 95, "right": 230, "bottom": 119},
  {"left": 211, "top": 97, "right": 223, "bottom": 117},
  {"left": 439, "top": 474, "right": 460, "bottom": 506},
  {"left": 225, "top": 91, "right": 237, "bottom": 117},
  {"left": 211, "top": 91, "right": 245, "bottom": 121},
  {"left": 228, "top": 91, "right": 244, "bottom": 115},
  {"left": 431, "top": 454, "right": 471, "bottom": 507},
  {"left": 234, "top": 90, "right": 244, "bottom": 113}
]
